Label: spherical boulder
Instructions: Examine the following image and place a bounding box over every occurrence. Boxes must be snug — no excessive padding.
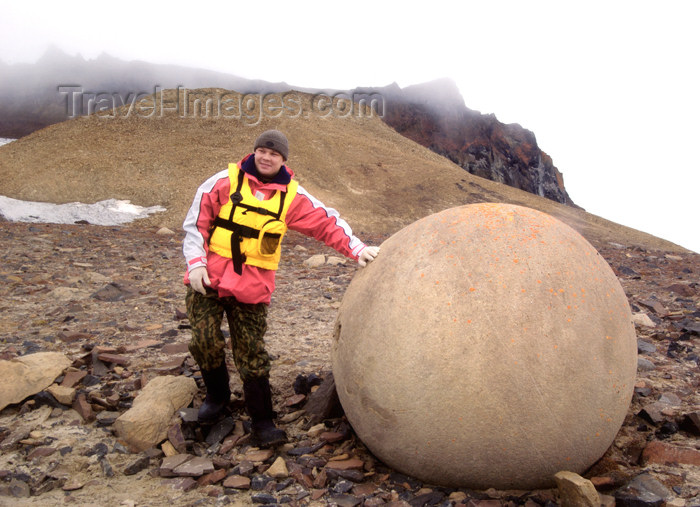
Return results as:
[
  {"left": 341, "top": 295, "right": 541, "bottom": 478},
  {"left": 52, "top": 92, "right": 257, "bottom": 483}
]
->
[{"left": 332, "top": 203, "right": 637, "bottom": 489}]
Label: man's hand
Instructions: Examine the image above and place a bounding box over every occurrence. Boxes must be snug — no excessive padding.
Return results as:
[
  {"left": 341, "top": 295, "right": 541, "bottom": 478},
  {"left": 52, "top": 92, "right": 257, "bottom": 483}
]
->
[
  {"left": 189, "top": 266, "right": 211, "bottom": 294},
  {"left": 358, "top": 246, "right": 380, "bottom": 267}
]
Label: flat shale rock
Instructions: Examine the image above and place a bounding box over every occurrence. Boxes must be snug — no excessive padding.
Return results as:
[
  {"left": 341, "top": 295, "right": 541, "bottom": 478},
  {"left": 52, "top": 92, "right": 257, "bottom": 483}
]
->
[
  {"left": 223, "top": 474, "right": 251, "bottom": 489},
  {"left": 46, "top": 384, "right": 76, "bottom": 405},
  {"left": 642, "top": 441, "right": 700, "bottom": 466},
  {"left": 0, "top": 352, "right": 71, "bottom": 410}
]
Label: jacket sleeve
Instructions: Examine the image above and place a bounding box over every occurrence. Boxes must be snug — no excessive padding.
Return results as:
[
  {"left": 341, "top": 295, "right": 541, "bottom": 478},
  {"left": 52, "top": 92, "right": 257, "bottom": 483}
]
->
[
  {"left": 182, "top": 169, "right": 230, "bottom": 271},
  {"left": 285, "top": 184, "right": 367, "bottom": 259}
]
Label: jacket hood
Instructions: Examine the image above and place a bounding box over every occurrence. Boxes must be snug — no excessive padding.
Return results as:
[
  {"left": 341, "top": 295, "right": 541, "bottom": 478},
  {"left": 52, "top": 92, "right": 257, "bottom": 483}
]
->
[{"left": 240, "top": 154, "right": 294, "bottom": 187}]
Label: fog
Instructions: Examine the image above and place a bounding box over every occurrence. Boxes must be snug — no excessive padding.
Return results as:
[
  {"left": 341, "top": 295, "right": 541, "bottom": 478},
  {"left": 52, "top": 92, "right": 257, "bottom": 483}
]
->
[{"left": 1, "top": 1, "right": 698, "bottom": 252}]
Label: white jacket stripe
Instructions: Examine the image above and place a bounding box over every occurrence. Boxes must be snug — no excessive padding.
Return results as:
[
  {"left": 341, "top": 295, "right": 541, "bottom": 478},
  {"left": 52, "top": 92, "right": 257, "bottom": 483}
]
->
[
  {"left": 295, "top": 184, "right": 364, "bottom": 254},
  {"left": 182, "top": 169, "right": 228, "bottom": 269}
]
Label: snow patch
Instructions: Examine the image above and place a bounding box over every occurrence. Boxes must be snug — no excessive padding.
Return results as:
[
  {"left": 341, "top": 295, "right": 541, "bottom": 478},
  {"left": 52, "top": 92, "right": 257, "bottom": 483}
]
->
[{"left": 0, "top": 196, "right": 166, "bottom": 226}]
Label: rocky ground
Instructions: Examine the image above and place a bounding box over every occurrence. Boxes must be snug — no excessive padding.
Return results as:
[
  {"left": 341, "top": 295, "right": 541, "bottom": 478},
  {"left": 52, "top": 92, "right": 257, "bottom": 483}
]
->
[{"left": 0, "top": 221, "right": 698, "bottom": 507}]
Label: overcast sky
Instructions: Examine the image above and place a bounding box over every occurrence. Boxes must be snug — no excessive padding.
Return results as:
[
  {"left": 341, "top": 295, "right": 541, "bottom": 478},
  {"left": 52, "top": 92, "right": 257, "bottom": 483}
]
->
[{"left": 1, "top": 0, "right": 698, "bottom": 252}]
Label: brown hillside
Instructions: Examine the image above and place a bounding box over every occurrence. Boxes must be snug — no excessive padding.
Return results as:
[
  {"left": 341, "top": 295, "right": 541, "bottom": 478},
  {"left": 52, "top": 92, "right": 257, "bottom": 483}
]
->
[{"left": 0, "top": 88, "right": 688, "bottom": 252}]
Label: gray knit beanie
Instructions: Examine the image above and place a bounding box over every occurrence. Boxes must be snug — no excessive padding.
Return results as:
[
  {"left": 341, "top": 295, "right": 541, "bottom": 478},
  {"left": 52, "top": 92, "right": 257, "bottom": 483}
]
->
[{"left": 254, "top": 130, "right": 289, "bottom": 160}]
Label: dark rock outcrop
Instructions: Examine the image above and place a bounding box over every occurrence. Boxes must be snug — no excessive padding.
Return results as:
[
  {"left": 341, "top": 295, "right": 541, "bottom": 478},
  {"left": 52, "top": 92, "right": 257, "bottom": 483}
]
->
[{"left": 370, "top": 79, "right": 575, "bottom": 205}]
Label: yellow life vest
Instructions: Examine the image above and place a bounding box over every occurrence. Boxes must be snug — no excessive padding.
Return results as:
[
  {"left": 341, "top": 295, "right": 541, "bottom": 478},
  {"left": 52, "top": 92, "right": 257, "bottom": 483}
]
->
[{"left": 209, "top": 163, "right": 299, "bottom": 273}]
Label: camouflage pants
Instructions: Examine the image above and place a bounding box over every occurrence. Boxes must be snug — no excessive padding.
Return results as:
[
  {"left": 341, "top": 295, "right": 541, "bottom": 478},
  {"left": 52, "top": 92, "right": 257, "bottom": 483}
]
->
[{"left": 185, "top": 287, "right": 270, "bottom": 381}]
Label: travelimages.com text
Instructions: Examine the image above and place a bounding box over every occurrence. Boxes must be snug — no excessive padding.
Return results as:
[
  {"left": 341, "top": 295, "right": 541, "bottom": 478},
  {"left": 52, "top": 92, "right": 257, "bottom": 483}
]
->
[{"left": 58, "top": 86, "right": 384, "bottom": 125}]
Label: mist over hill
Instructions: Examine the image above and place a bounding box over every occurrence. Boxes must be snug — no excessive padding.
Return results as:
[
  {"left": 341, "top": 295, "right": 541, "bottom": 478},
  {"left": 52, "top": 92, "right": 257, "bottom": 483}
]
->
[
  {"left": 0, "top": 86, "right": 687, "bottom": 253},
  {"left": 0, "top": 46, "right": 290, "bottom": 136},
  {"left": 0, "top": 48, "right": 572, "bottom": 205}
]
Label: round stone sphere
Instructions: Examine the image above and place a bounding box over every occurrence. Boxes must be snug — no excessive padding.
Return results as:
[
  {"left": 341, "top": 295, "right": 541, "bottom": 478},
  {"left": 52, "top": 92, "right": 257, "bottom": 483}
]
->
[{"left": 333, "top": 203, "right": 637, "bottom": 490}]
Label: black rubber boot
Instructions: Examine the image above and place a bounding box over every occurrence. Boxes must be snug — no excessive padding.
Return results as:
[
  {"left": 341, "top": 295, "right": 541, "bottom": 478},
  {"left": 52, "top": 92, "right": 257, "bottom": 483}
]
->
[
  {"left": 243, "top": 376, "right": 288, "bottom": 448},
  {"left": 197, "top": 363, "right": 231, "bottom": 423}
]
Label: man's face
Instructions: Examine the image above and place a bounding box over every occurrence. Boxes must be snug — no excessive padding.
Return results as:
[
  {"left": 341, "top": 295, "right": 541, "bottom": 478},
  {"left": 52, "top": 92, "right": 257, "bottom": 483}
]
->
[{"left": 254, "top": 147, "right": 284, "bottom": 178}]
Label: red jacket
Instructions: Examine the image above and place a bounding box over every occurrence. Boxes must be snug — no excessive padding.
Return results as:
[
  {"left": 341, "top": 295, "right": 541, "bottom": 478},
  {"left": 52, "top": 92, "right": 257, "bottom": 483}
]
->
[{"left": 183, "top": 154, "right": 367, "bottom": 304}]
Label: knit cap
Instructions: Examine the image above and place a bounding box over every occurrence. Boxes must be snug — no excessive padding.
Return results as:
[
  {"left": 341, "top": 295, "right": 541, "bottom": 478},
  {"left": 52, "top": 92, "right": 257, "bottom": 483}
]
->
[{"left": 253, "top": 130, "right": 289, "bottom": 160}]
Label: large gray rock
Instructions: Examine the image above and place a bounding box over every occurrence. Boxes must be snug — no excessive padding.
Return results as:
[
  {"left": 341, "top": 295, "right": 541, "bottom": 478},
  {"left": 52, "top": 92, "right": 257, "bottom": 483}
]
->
[
  {"left": 114, "top": 375, "right": 197, "bottom": 452},
  {"left": 333, "top": 203, "right": 638, "bottom": 489},
  {"left": 0, "top": 352, "right": 72, "bottom": 410}
]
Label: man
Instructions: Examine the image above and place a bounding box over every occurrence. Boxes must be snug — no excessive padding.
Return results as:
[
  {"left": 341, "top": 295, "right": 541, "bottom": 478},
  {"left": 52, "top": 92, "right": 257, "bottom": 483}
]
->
[{"left": 182, "top": 129, "right": 379, "bottom": 447}]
